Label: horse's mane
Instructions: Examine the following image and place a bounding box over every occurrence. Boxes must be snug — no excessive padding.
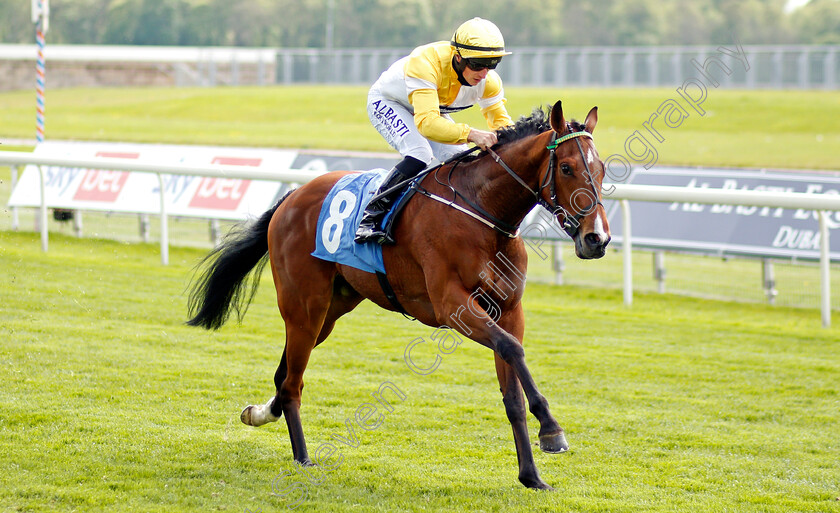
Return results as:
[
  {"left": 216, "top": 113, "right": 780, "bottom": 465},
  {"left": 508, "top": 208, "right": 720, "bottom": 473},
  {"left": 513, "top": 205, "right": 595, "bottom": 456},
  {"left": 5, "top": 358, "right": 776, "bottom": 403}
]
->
[
  {"left": 459, "top": 105, "right": 586, "bottom": 163},
  {"left": 497, "top": 106, "right": 552, "bottom": 145}
]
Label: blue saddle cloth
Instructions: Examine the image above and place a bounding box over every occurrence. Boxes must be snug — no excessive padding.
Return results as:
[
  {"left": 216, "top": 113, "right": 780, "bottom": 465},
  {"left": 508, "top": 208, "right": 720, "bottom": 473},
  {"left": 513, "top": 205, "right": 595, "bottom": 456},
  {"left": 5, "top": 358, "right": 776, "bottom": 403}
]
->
[{"left": 311, "top": 169, "right": 397, "bottom": 274}]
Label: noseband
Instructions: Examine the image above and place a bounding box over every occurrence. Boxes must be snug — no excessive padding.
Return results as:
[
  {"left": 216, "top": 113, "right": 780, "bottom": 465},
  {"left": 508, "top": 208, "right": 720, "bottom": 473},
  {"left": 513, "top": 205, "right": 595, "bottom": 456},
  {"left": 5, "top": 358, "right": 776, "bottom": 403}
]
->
[{"left": 488, "top": 126, "right": 603, "bottom": 238}]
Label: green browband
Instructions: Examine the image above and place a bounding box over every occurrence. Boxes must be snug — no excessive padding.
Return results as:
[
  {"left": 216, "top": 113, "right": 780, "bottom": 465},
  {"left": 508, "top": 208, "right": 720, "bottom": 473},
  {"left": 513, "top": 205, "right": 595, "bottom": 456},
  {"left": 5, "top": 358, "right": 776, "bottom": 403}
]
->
[{"left": 546, "top": 130, "right": 592, "bottom": 150}]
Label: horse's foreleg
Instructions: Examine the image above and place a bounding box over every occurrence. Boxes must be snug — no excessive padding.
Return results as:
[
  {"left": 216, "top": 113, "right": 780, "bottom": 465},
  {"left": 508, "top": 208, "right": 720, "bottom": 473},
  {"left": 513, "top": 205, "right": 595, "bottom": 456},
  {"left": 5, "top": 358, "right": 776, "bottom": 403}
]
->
[
  {"left": 438, "top": 287, "right": 567, "bottom": 469},
  {"left": 241, "top": 397, "right": 281, "bottom": 426},
  {"left": 496, "top": 305, "right": 568, "bottom": 456},
  {"left": 495, "top": 353, "right": 552, "bottom": 490},
  {"left": 496, "top": 304, "right": 564, "bottom": 489},
  {"left": 493, "top": 329, "right": 568, "bottom": 456}
]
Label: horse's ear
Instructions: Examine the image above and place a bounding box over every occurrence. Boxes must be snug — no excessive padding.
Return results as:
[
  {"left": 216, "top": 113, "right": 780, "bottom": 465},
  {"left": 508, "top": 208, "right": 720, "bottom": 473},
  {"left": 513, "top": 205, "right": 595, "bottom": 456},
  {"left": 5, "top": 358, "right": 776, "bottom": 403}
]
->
[
  {"left": 549, "top": 101, "right": 568, "bottom": 134},
  {"left": 584, "top": 106, "right": 598, "bottom": 134}
]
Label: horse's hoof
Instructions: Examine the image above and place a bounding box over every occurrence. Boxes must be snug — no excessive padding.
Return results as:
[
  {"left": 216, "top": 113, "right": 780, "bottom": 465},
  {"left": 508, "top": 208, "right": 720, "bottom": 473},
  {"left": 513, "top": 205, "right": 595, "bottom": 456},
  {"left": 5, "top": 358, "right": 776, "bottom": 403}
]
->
[
  {"left": 520, "top": 475, "right": 555, "bottom": 490},
  {"left": 241, "top": 400, "right": 281, "bottom": 427},
  {"left": 539, "top": 430, "right": 569, "bottom": 454},
  {"left": 240, "top": 405, "right": 256, "bottom": 426}
]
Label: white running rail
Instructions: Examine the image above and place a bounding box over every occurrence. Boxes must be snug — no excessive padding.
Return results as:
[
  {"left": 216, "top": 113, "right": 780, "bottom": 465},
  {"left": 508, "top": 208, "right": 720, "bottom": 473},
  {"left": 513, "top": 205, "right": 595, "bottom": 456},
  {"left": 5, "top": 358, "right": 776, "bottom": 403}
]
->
[{"left": 3, "top": 151, "right": 839, "bottom": 326}]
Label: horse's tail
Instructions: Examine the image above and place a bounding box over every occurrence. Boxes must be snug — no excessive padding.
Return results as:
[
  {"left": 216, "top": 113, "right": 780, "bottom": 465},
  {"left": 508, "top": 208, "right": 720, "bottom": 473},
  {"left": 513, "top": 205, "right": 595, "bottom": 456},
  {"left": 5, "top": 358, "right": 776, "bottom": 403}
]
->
[{"left": 186, "top": 190, "right": 294, "bottom": 330}]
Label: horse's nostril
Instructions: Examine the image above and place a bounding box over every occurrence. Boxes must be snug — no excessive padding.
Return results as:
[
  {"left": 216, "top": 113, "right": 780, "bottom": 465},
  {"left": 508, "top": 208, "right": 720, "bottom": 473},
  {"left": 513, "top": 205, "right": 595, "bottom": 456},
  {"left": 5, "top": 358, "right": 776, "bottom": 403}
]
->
[{"left": 584, "top": 233, "right": 601, "bottom": 247}]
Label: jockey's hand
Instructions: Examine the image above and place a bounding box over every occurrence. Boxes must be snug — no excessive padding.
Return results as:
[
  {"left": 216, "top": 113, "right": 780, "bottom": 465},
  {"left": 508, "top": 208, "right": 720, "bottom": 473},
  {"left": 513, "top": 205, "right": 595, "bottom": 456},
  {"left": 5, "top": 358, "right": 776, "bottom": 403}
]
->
[{"left": 468, "top": 128, "right": 498, "bottom": 151}]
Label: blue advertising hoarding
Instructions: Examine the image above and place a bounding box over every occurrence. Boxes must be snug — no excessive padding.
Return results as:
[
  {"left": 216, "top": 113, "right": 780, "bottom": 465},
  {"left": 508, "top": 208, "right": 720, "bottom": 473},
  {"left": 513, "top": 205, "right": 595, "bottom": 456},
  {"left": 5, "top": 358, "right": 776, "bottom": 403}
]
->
[{"left": 604, "top": 167, "right": 840, "bottom": 261}]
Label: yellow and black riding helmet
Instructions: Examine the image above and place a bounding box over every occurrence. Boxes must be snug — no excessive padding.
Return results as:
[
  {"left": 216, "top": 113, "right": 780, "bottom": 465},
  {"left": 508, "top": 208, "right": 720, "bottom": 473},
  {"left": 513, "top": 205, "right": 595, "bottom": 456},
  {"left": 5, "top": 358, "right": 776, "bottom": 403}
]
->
[{"left": 450, "top": 17, "right": 512, "bottom": 70}]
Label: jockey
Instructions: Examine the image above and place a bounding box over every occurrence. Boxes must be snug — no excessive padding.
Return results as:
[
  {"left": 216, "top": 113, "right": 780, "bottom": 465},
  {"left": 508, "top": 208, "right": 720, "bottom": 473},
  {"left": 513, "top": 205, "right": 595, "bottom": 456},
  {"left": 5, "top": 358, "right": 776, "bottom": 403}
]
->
[{"left": 355, "top": 17, "right": 515, "bottom": 245}]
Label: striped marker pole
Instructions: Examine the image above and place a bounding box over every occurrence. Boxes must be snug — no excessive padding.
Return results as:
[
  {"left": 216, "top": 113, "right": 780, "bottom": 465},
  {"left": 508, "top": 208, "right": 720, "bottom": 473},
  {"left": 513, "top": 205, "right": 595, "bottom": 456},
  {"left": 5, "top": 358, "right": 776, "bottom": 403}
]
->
[
  {"left": 35, "top": 16, "right": 45, "bottom": 143},
  {"left": 32, "top": 0, "right": 49, "bottom": 249}
]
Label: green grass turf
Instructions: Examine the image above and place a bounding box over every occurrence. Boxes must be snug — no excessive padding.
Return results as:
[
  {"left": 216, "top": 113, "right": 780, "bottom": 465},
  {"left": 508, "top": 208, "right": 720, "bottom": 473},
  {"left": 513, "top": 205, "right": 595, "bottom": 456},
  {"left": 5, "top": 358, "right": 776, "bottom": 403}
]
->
[
  {"left": 0, "top": 230, "right": 838, "bottom": 512},
  {"left": 0, "top": 86, "right": 838, "bottom": 169},
  {"left": 1, "top": 86, "right": 838, "bottom": 509}
]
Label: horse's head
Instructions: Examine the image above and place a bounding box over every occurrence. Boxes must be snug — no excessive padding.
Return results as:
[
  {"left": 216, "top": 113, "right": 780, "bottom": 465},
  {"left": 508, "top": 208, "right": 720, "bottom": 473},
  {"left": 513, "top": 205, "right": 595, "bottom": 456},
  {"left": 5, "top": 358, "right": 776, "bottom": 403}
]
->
[{"left": 544, "top": 100, "right": 611, "bottom": 259}]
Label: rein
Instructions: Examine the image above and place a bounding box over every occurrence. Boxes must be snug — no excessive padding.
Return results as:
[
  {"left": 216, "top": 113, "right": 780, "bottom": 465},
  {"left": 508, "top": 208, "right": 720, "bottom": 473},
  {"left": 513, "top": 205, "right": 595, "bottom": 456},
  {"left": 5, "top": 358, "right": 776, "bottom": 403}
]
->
[
  {"left": 412, "top": 126, "right": 601, "bottom": 239},
  {"left": 412, "top": 149, "right": 522, "bottom": 238}
]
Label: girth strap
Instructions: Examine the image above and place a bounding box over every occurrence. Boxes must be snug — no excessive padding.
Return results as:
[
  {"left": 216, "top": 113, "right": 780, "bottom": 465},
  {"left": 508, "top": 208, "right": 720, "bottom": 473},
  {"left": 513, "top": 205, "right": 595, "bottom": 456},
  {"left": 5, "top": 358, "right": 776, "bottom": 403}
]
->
[{"left": 375, "top": 271, "right": 415, "bottom": 321}]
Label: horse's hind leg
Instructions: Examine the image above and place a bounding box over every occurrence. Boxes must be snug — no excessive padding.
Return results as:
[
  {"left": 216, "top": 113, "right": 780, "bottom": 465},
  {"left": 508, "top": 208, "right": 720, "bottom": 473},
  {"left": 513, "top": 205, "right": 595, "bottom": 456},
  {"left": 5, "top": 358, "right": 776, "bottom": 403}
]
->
[
  {"left": 277, "top": 284, "right": 363, "bottom": 465},
  {"left": 275, "top": 322, "right": 324, "bottom": 464},
  {"left": 241, "top": 272, "right": 363, "bottom": 466},
  {"left": 240, "top": 311, "right": 335, "bottom": 427},
  {"left": 240, "top": 349, "right": 288, "bottom": 427}
]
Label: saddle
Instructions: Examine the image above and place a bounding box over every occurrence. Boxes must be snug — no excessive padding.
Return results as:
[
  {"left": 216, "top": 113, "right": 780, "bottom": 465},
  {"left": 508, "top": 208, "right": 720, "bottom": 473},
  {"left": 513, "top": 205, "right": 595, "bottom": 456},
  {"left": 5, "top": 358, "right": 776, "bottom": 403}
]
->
[
  {"left": 310, "top": 169, "right": 418, "bottom": 274},
  {"left": 310, "top": 169, "right": 426, "bottom": 317},
  {"left": 379, "top": 178, "right": 418, "bottom": 243}
]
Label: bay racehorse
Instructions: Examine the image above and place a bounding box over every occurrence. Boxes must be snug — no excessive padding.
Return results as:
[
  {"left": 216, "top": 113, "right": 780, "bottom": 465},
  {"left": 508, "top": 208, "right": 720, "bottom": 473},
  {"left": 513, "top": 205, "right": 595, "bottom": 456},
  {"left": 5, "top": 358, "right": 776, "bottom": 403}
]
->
[{"left": 187, "top": 100, "right": 610, "bottom": 490}]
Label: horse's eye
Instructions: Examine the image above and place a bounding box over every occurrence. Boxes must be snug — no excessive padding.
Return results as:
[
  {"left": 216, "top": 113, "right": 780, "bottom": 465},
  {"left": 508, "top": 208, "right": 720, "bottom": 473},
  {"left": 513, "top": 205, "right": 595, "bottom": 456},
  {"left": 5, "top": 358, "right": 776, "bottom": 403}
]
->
[{"left": 560, "top": 163, "right": 572, "bottom": 176}]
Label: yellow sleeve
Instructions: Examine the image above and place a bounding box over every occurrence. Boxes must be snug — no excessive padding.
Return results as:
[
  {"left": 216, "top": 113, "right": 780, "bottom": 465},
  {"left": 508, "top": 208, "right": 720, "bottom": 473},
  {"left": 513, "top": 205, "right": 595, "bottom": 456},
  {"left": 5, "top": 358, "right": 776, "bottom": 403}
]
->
[
  {"left": 410, "top": 89, "right": 472, "bottom": 145},
  {"left": 482, "top": 99, "right": 514, "bottom": 131},
  {"left": 479, "top": 72, "right": 514, "bottom": 130}
]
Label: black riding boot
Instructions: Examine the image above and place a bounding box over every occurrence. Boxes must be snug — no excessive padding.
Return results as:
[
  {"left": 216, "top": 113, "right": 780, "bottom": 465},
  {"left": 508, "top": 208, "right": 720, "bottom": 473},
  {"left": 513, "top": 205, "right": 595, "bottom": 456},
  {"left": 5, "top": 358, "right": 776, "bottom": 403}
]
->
[{"left": 354, "top": 156, "right": 425, "bottom": 245}]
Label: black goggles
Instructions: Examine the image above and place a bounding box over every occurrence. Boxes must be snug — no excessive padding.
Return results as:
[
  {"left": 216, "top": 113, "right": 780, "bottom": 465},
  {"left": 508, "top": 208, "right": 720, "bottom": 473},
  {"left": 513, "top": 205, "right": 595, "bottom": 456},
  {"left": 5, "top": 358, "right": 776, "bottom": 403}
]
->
[{"left": 464, "top": 57, "right": 501, "bottom": 71}]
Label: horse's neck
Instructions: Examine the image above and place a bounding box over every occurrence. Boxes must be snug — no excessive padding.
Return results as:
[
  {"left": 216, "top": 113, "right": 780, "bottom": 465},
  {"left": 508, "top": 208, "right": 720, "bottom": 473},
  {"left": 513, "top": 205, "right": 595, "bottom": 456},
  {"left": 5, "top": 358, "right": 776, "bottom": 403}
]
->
[{"left": 465, "top": 135, "right": 549, "bottom": 227}]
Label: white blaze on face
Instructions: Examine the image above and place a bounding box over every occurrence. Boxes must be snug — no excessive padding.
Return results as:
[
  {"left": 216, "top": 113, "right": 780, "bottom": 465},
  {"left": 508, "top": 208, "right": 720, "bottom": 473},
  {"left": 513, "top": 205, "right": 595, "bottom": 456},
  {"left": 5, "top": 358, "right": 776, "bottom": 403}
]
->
[
  {"left": 583, "top": 145, "right": 607, "bottom": 243},
  {"left": 592, "top": 211, "right": 608, "bottom": 242}
]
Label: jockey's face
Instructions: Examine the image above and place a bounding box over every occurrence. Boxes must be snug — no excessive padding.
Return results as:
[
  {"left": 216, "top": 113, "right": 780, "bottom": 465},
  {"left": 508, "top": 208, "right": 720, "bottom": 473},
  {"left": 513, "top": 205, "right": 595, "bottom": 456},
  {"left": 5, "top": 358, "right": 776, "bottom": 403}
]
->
[{"left": 455, "top": 55, "right": 489, "bottom": 86}]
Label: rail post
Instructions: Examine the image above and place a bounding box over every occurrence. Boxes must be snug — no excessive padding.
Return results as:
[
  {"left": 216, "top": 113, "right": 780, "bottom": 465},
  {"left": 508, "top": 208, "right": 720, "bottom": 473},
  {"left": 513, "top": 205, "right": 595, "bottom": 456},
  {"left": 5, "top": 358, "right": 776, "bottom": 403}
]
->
[
  {"left": 819, "top": 211, "right": 831, "bottom": 327},
  {"left": 11, "top": 165, "right": 19, "bottom": 230},
  {"left": 158, "top": 173, "right": 168, "bottom": 265},
  {"left": 762, "top": 259, "right": 778, "bottom": 305},
  {"left": 552, "top": 241, "right": 565, "bottom": 285},
  {"left": 621, "top": 199, "right": 632, "bottom": 306},
  {"left": 37, "top": 164, "right": 48, "bottom": 252},
  {"left": 653, "top": 251, "right": 666, "bottom": 294}
]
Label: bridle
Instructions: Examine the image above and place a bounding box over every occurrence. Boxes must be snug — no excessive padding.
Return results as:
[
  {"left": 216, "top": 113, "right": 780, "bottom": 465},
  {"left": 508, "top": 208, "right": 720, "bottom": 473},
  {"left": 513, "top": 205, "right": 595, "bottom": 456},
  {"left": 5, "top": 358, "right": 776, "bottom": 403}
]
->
[
  {"left": 412, "top": 126, "right": 603, "bottom": 239},
  {"left": 488, "top": 126, "right": 603, "bottom": 238}
]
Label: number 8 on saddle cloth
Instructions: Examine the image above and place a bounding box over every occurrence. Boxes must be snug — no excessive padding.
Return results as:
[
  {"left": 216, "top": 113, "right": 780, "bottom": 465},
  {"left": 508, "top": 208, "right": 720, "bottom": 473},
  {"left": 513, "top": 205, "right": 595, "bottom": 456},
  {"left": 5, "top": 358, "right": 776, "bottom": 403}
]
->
[{"left": 311, "top": 168, "right": 415, "bottom": 274}]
